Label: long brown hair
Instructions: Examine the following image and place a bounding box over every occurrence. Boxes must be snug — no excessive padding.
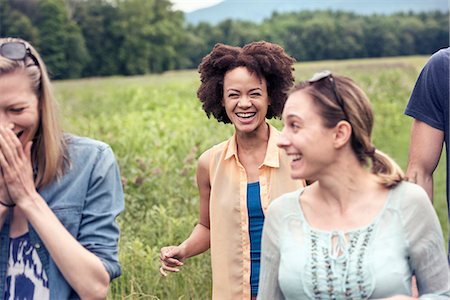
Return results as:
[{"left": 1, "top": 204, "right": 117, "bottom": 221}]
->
[{"left": 291, "top": 73, "right": 404, "bottom": 188}]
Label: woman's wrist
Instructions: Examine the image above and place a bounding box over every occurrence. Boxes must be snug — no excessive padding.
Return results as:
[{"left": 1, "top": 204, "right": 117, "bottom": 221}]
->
[
  {"left": 0, "top": 199, "right": 15, "bottom": 207},
  {"left": 15, "top": 192, "right": 42, "bottom": 212}
]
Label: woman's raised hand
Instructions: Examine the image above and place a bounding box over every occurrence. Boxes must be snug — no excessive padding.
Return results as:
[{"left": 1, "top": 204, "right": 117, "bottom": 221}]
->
[{"left": 0, "top": 126, "right": 37, "bottom": 206}]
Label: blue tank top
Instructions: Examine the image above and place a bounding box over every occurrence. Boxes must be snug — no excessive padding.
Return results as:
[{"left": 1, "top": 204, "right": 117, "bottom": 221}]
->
[{"left": 247, "top": 182, "right": 265, "bottom": 296}]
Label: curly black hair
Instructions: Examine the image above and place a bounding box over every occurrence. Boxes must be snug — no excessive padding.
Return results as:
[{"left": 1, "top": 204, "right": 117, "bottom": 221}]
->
[{"left": 197, "top": 41, "right": 296, "bottom": 123}]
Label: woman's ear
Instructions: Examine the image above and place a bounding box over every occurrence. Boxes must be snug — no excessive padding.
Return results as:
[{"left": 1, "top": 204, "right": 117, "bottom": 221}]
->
[{"left": 333, "top": 120, "right": 352, "bottom": 149}]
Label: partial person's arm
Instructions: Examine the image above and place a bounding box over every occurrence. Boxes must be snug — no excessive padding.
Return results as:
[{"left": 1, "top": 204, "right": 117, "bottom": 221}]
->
[
  {"left": 160, "top": 149, "right": 212, "bottom": 275},
  {"left": 406, "top": 119, "right": 444, "bottom": 202}
]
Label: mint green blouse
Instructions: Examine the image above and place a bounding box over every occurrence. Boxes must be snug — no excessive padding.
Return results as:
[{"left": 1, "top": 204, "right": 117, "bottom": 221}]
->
[{"left": 258, "top": 181, "right": 450, "bottom": 299}]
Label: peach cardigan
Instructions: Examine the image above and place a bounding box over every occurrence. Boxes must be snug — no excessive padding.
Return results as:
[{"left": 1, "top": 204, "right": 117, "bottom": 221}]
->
[{"left": 208, "top": 124, "right": 303, "bottom": 299}]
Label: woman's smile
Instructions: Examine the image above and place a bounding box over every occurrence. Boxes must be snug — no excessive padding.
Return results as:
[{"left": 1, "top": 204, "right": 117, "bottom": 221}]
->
[{"left": 223, "top": 67, "right": 270, "bottom": 134}]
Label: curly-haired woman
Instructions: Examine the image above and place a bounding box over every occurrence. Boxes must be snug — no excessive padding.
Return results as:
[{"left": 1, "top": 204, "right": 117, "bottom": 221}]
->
[{"left": 160, "top": 41, "right": 305, "bottom": 299}]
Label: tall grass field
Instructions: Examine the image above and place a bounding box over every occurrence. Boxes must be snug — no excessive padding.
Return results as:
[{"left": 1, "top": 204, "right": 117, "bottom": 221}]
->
[{"left": 54, "top": 56, "right": 448, "bottom": 299}]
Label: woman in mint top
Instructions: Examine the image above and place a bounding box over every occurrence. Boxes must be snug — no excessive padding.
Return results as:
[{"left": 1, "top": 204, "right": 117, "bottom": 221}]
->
[{"left": 258, "top": 71, "right": 450, "bottom": 299}]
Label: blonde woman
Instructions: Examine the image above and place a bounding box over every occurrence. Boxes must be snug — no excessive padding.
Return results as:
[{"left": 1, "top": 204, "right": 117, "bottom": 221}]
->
[
  {"left": 258, "top": 71, "right": 450, "bottom": 299},
  {"left": 0, "top": 38, "right": 124, "bottom": 299}
]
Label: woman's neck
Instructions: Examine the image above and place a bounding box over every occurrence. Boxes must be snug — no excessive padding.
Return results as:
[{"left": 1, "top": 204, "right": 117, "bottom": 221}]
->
[
  {"left": 313, "top": 153, "right": 380, "bottom": 211},
  {"left": 235, "top": 122, "right": 269, "bottom": 152},
  {"left": 234, "top": 123, "right": 270, "bottom": 182}
]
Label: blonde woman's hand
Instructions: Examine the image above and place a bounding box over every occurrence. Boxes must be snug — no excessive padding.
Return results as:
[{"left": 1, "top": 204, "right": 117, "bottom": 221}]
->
[
  {"left": 0, "top": 126, "right": 37, "bottom": 206},
  {"left": 159, "top": 245, "right": 186, "bottom": 276}
]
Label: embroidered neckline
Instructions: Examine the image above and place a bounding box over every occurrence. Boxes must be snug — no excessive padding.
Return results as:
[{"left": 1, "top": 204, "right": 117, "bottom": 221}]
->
[{"left": 294, "top": 188, "right": 393, "bottom": 235}]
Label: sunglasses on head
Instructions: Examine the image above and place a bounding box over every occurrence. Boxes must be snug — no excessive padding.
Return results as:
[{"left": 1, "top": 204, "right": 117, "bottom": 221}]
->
[
  {"left": 0, "top": 41, "right": 40, "bottom": 68},
  {"left": 308, "top": 70, "right": 348, "bottom": 121}
]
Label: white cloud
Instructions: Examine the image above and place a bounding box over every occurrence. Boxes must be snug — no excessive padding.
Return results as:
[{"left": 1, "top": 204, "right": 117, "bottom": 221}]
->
[{"left": 171, "top": 0, "right": 223, "bottom": 12}]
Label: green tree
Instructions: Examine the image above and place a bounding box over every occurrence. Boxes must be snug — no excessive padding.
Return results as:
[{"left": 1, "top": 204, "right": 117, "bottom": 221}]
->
[
  {"left": 363, "top": 15, "right": 401, "bottom": 57},
  {"left": 332, "top": 12, "right": 366, "bottom": 59},
  {"left": 0, "top": 0, "right": 38, "bottom": 43},
  {"left": 260, "top": 11, "right": 313, "bottom": 61},
  {"left": 396, "top": 15, "right": 424, "bottom": 55},
  {"left": 185, "top": 22, "right": 223, "bottom": 67},
  {"left": 420, "top": 11, "right": 449, "bottom": 53},
  {"left": 174, "top": 29, "right": 205, "bottom": 69},
  {"left": 215, "top": 19, "right": 261, "bottom": 46},
  {"left": 71, "top": 0, "right": 120, "bottom": 76},
  {"left": 64, "top": 21, "right": 89, "bottom": 78},
  {"left": 4, "top": 1, "right": 447, "bottom": 78},
  {"left": 36, "top": 0, "right": 87, "bottom": 79},
  {"left": 114, "top": 0, "right": 186, "bottom": 75}
]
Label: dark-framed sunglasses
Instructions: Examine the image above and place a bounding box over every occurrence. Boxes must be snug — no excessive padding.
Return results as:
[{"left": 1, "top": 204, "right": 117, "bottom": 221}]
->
[
  {"left": 308, "top": 70, "right": 348, "bottom": 121},
  {"left": 0, "top": 41, "right": 40, "bottom": 68}
]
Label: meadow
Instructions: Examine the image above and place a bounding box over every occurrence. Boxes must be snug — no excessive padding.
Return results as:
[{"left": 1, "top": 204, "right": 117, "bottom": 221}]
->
[{"left": 54, "top": 56, "right": 448, "bottom": 299}]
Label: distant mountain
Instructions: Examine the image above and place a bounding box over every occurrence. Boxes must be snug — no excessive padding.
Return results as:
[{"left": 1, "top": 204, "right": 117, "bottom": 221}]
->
[{"left": 186, "top": 0, "right": 449, "bottom": 24}]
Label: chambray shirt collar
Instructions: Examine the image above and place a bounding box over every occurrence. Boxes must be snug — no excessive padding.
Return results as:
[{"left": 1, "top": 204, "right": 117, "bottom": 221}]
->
[{"left": 224, "top": 123, "right": 280, "bottom": 168}]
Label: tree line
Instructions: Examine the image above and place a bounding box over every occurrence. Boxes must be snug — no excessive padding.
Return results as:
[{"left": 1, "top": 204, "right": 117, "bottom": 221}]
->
[{"left": 1, "top": 0, "right": 448, "bottom": 79}]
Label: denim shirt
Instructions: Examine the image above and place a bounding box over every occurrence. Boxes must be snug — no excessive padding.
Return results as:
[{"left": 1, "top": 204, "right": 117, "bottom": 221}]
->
[{"left": 0, "top": 135, "right": 124, "bottom": 299}]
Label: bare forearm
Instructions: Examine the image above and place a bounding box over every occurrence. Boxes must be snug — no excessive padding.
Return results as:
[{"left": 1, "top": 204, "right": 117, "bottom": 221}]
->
[
  {"left": 406, "top": 166, "right": 434, "bottom": 201},
  {"left": 180, "top": 223, "right": 210, "bottom": 259},
  {"left": 406, "top": 119, "right": 444, "bottom": 202},
  {"left": 20, "top": 195, "right": 110, "bottom": 300}
]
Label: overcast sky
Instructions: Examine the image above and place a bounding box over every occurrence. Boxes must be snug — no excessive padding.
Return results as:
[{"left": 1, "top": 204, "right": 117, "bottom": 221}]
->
[{"left": 171, "top": 0, "right": 223, "bottom": 12}]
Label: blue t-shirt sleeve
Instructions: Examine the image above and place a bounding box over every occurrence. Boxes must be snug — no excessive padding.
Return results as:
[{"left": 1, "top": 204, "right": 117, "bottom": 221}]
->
[{"left": 405, "top": 48, "right": 450, "bottom": 132}]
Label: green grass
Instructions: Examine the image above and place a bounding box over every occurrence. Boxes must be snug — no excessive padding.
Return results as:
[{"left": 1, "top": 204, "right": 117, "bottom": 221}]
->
[{"left": 53, "top": 56, "right": 447, "bottom": 299}]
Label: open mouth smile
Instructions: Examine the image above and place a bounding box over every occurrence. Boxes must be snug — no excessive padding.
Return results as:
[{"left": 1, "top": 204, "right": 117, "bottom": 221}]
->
[
  {"left": 236, "top": 112, "right": 256, "bottom": 118},
  {"left": 291, "top": 154, "right": 302, "bottom": 162},
  {"left": 15, "top": 130, "right": 24, "bottom": 139}
]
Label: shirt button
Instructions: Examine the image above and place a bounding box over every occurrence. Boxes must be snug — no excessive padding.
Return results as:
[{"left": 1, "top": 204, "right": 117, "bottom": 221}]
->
[{"left": 34, "top": 243, "right": 41, "bottom": 249}]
